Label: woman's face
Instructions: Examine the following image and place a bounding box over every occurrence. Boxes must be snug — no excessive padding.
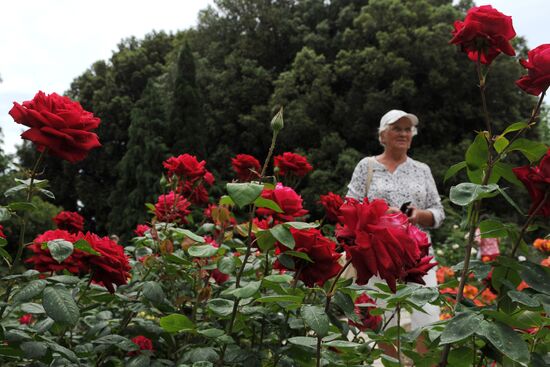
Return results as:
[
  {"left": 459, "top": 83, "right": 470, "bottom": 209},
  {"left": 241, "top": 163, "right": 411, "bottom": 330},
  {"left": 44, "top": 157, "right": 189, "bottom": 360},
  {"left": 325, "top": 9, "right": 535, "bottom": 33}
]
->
[{"left": 380, "top": 117, "right": 414, "bottom": 152}]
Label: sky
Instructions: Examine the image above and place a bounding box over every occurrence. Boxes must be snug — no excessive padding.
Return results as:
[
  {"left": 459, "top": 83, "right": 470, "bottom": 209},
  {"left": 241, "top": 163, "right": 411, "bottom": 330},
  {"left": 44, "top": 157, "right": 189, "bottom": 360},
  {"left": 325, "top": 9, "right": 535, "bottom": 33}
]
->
[{"left": 1, "top": 0, "right": 548, "bottom": 156}]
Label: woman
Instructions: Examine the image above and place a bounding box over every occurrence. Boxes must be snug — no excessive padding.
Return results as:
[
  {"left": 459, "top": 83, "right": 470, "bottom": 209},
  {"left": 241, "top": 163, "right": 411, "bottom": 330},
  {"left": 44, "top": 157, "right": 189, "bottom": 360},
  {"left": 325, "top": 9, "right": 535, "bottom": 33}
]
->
[{"left": 346, "top": 109, "right": 445, "bottom": 330}]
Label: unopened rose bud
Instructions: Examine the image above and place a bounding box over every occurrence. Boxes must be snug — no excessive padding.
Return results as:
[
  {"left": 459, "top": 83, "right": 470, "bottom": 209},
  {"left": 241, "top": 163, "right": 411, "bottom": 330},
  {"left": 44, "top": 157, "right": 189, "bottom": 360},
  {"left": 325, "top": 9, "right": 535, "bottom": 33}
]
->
[{"left": 270, "top": 106, "right": 284, "bottom": 132}]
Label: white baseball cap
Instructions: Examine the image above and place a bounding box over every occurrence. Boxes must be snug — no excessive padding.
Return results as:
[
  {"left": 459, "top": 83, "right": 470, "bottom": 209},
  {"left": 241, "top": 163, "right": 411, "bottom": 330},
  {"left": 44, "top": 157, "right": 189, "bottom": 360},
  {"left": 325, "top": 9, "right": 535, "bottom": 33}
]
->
[{"left": 379, "top": 109, "right": 419, "bottom": 132}]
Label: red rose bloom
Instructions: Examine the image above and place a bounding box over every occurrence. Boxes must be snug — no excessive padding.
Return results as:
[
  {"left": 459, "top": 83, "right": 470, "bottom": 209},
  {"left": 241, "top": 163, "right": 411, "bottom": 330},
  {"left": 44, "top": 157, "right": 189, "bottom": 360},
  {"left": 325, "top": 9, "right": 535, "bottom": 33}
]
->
[
  {"left": 231, "top": 154, "right": 261, "bottom": 181},
  {"left": 450, "top": 5, "right": 516, "bottom": 65},
  {"left": 274, "top": 152, "right": 313, "bottom": 178},
  {"left": 53, "top": 211, "right": 84, "bottom": 233},
  {"left": 26, "top": 230, "right": 86, "bottom": 274},
  {"left": 163, "top": 154, "right": 206, "bottom": 180},
  {"left": 336, "top": 198, "right": 436, "bottom": 292},
  {"left": 512, "top": 149, "right": 550, "bottom": 217},
  {"left": 256, "top": 183, "right": 308, "bottom": 222},
  {"left": 319, "top": 192, "right": 344, "bottom": 223},
  {"left": 180, "top": 180, "right": 210, "bottom": 205},
  {"left": 83, "top": 232, "right": 131, "bottom": 293},
  {"left": 19, "top": 314, "right": 33, "bottom": 325},
  {"left": 154, "top": 191, "right": 191, "bottom": 223},
  {"left": 9, "top": 91, "right": 101, "bottom": 163},
  {"left": 274, "top": 228, "right": 342, "bottom": 287},
  {"left": 348, "top": 293, "right": 382, "bottom": 332},
  {"left": 134, "top": 224, "right": 151, "bottom": 237},
  {"left": 0, "top": 225, "right": 5, "bottom": 239},
  {"left": 129, "top": 335, "right": 154, "bottom": 356},
  {"left": 211, "top": 269, "right": 230, "bottom": 285},
  {"left": 516, "top": 44, "right": 550, "bottom": 96}
]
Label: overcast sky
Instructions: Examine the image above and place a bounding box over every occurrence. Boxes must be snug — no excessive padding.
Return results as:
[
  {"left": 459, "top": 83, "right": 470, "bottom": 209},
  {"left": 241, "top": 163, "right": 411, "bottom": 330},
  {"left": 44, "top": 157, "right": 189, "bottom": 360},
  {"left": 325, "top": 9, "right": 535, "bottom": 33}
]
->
[{"left": 1, "top": 0, "right": 548, "bottom": 156}]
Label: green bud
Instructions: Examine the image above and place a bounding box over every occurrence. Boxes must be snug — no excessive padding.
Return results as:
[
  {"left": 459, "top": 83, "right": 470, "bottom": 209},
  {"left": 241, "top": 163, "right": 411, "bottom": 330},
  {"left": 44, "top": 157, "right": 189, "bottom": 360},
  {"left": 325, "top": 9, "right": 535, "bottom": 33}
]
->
[
  {"left": 270, "top": 106, "right": 284, "bottom": 132},
  {"left": 160, "top": 175, "right": 168, "bottom": 187}
]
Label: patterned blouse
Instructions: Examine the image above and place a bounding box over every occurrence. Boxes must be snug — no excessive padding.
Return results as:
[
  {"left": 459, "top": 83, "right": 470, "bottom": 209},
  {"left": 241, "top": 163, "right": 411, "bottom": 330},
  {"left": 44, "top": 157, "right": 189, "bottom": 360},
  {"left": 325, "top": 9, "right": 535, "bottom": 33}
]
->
[{"left": 346, "top": 156, "right": 445, "bottom": 228}]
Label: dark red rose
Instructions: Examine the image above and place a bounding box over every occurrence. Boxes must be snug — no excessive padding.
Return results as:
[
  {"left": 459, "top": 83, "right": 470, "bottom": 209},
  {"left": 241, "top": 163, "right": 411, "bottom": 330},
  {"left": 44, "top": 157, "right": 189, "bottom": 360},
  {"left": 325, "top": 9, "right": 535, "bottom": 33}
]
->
[
  {"left": 163, "top": 154, "right": 206, "bottom": 180},
  {"left": 180, "top": 180, "right": 209, "bottom": 205},
  {"left": 53, "top": 211, "right": 84, "bottom": 233},
  {"left": 336, "top": 198, "right": 436, "bottom": 292},
  {"left": 154, "top": 191, "right": 191, "bottom": 223},
  {"left": 211, "top": 269, "right": 230, "bottom": 285},
  {"left": 231, "top": 154, "right": 261, "bottom": 181},
  {"left": 256, "top": 183, "right": 308, "bottom": 222},
  {"left": 512, "top": 149, "right": 550, "bottom": 217},
  {"left": 450, "top": 5, "right": 516, "bottom": 65},
  {"left": 0, "top": 225, "right": 5, "bottom": 239},
  {"left": 319, "top": 192, "right": 344, "bottom": 223},
  {"left": 26, "top": 230, "right": 87, "bottom": 274},
  {"left": 516, "top": 44, "right": 550, "bottom": 96},
  {"left": 274, "top": 228, "right": 342, "bottom": 287},
  {"left": 9, "top": 91, "right": 101, "bottom": 163},
  {"left": 134, "top": 224, "right": 151, "bottom": 237},
  {"left": 348, "top": 293, "right": 382, "bottom": 332},
  {"left": 274, "top": 152, "right": 313, "bottom": 178},
  {"left": 19, "top": 314, "right": 33, "bottom": 325},
  {"left": 204, "top": 170, "right": 215, "bottom": 186},
  {"left": 129, "top": 335, "right": 154, "bottom": 356}
]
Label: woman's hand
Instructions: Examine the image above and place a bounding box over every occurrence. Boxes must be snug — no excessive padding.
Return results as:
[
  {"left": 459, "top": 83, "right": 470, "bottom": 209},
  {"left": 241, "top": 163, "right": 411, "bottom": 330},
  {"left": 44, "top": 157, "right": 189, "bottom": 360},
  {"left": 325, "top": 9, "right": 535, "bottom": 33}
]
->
[
  {"left": 407, "top": 206, "right": 435, "bottom": 227},
  {"left": 386, "top": 206, "right": 401, "bottom": 214}
]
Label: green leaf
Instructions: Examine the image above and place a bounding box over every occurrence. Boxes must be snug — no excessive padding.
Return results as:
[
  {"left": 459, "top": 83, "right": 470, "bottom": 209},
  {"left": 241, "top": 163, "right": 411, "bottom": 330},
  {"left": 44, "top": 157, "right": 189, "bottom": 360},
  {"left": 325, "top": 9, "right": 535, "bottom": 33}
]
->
[
  {"left": 256, "top": 295, "right": 303, "bottom": 304},
  {"left": 448, "top": 347, "right": 475, "bottom": 367},
  {"left": 501, "top": 122, "right": 528, "bottom": 136},
  {"left": 478, "top": 220, "right": 507, "bottom": 238},
  {"left": 142, "top": 281, "right": 166, "bottom": 304},
  {"left": 263, "top": 274, "right": 293, "bottom": 283},
  {"left": 4, "top": 184, "right": 28, "bottom": 197},
  {"left": 12, "top": 279, "right": 47, "bottom": 303},
  {"left": 256, "top": 230, "right": 276, "bottom": 251},
  {"left": 444, "top": 161, "right": 467, "bottom": 182},
  {"left": 520, "top": 263, "right": 550, "bottom": 295},
  {"left": 219, "top": 195, "right": 235, "bottom": 206},
  {"left": 270, "top": 225, "right": 295, "bottom": 249},
  {"left": 283, "top": 250, "right": 313, "bottom": 263},
  {"left": 197, "top": 328, "right": 225, "bottom": 338},
  {"left": 254, "top": 197, "right": 283, "bottom": 213},
  {"left": 0, "top": 207, "right": 10, "bottom": 221},
  {"left": 507, "top": 290, "right": 540, "bottom": 308},
  {"left": 465, "top": 133, "right": 488, "bottom": 170},
  {"left": 42, "top": 286, "right": 79, "bottom": 326},
  {"left": 7, "top": 202, "right": 36, "bottom": 212},
  {"left": 20, "top": 341, "right": 48, "bottom": 359},
  {"left": 493, "top": 162, "right": 522, "bottom": 187},
  {"left": 73, "top": 239, "right": 100, "bottom": 255},
  {"left": 172, "top": 228, "right": 205, "bottom": 243},
  {"left": 127, "top": 355, "right": 151, "bottom": 367},
  {"left": 20, "top": 302, "right": 45, "bottom": 314},
  {"left": 159, "top": 313, "right": 195, "bottom": 333},
  {"left": 440, "top": 312, "right": 483, "bottom": 344},
  {"left": 493, "top": 136, "right": 509, "bottom": 153},
  {"left": 46, "top": 275, "right": 81, "bottom": 284},
  {"left": 475, "top": 320, "right": 529, "bottom": 364},
  {"left": 217, "top": 257, "right": 236, "bottom": 275},
  {"left": 226, "top": 182, "right": 264, "bottom": 208},
  {"left": 408, "top": 287, "right": 439, "bottom": 307},
  {"left": 301, "top": 305, "right": 329, "bottom": 337},
  {"left": 94, "top": 335, "right": 137, "bottom": 351},
  {"left": 287, "top": 336, "right": 317, "bottom": 347},
  {"left": 188, "top": 244, "right": 219, "bottom": 258},
  {"left": 38, "top": 188, "right": 55, "bottom": 199},
  {"left": 208, "top": 298, "right": 234, "bottom": 316},
  {"left": 497, "top": 188, "right": 525, "bottom": 216},
  {"left": 47, "top": 342, "right": 78, "bottom": 362},
  {"left": 449, "top": 183, "right": 499, "bottom": 206},
  {"left": 284, "top": 222, "right": 319, "bottom": 230},
  {"left": 506, "top": 138, "right": 547, "bottom": 162},
  {"left": 46, "top": 239, "right": 74, "bottom": 263},
  {"left": 323, "top": 340, "right": 360, "bottom": 348},
  {"left": 223, "top": 281, "right": 261, "bottom": 299}
]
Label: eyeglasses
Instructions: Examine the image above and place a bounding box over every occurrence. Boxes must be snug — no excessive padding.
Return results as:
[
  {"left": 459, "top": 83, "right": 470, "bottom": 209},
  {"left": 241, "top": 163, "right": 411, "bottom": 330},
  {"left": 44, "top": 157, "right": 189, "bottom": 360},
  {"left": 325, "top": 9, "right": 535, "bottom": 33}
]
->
[{"left": 389, "top": 125, "right": 413, "bottom": 134}]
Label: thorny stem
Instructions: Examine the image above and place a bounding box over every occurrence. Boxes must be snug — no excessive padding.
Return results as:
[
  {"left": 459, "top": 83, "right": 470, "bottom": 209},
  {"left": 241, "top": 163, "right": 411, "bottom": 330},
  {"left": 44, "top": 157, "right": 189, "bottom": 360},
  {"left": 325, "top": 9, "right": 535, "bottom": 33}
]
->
[{"left": 260, "top": 131, "right": 278, "bottom": 178}]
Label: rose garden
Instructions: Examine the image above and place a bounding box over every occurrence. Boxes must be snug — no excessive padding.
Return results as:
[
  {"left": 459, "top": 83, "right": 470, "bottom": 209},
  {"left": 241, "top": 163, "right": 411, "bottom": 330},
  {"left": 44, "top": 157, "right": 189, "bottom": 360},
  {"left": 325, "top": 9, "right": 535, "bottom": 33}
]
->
[{"left": 0, "top": 2, "right": 549, "bottom": 367}]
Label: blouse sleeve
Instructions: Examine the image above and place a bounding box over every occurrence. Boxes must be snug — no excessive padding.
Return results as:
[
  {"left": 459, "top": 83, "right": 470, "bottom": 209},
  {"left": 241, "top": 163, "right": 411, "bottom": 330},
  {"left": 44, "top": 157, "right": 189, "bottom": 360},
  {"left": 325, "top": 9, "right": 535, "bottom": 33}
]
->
[
  {"left": 346, "top": 159, "right": 367, "bottom": 201},
  {"left": 423, "top": 165, "right": 445, "bottom": 228}
]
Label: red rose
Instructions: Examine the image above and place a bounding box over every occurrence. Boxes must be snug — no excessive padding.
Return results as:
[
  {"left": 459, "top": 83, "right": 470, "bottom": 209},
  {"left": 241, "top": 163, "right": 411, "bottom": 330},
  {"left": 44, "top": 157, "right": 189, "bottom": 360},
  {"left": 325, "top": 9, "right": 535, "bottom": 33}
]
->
[
  {"left": 26, "top": 230, "right": 87, "bottom": 274},
  {"left": 163, "top": 154, "right": 206, "bottom": 180},
  {"left": 512, "top": 149, "right": 550, "bottom": 217},
  {"left": 256, "top": 183, "right": 308, "bottom": 222},
  {"left": 318, "top": 192, "right": 344, "bottom": 223},
  {"left": 348, "top": 293, "right": 382, "bottom": 332},
  {"left": 180, "top": 180, "right": 210, "bottom": 205},
  {"left": 129, "top": 335, "right": 154, "bottom": 356},
  {"left": 336, "top": 198, "right": 436, "bottom": 292},
  {"left": 83, "top": 232, "right": 131, "bottom": 293},
  {"left": 154, "top": 191, "right": 191, "bottom": 223},
  {"left": 0, "top": 225, "right": 5, "bottom": 239},
  {"left": 516, "top": 44, "right": 550, "bottom": 96},
  {"left": 274, "top": 228, "right": 342, "bottom": 287},
  {"left": 9, "top": 91, "right": 101, "bottom": 163},
  {"left": 134, "top": 224, "right": 151, "bottom": 237},
  {"left": 19, "top": 314, "right": 33, "bottom": 325},
  {"left": 231, "top": 154, "right": 261, "bottom": 181},
  {"left": 211, "top": 269, "right": 230, "bottom": 285},
  {"left": 53, "top": 211, "right": 84, "bottom": 233},
  {"left": 274, "top": 152, "right": 313, "bottom": 178},
  {"left": 450, "top": 5, "right": 516, "bottom": 65}
]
